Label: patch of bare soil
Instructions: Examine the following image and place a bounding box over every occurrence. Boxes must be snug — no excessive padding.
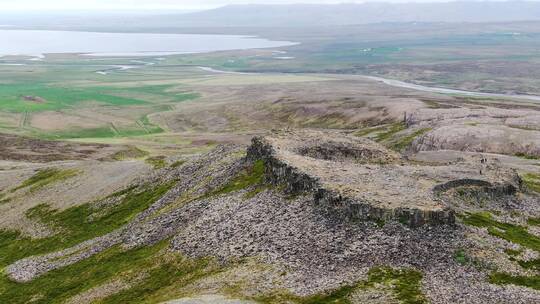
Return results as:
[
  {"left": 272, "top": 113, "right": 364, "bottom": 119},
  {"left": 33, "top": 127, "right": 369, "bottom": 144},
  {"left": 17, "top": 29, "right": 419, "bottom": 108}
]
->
[
  {"left": 30, "top": 112, "right": 106, "bottom": 131},
  {"left": 0, "top": 133, "right": 121, "bottom": 162},
  {"left": 21, "top": 95, "right": 46, "bottom": 103}
]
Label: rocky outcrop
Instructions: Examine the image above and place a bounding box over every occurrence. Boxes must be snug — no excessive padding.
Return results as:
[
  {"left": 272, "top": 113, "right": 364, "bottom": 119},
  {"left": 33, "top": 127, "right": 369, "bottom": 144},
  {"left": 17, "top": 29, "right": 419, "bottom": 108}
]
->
[
  {"left": 433, "top": 178, "right": 521, "bottom": 196},
  {"left": 5, "top": 144, "right": 247, "bottom": 283},
  {"left": 247, "top": 130, "right": 458, "bottom": 227},
  {"left": 247, "top": 136, "right": 320, "bottom": 194},
  {"left": 405, "top": 105, "right": 540, "bottom": 158},
  {"left": 4, "top": 139, "right": 539, "bottom": 304},
  {"left": 410, "top": 124, "right": 540, "bottom": 157},
  {"left": 312, "top": 188, "right": 455, "bottom": 227}
]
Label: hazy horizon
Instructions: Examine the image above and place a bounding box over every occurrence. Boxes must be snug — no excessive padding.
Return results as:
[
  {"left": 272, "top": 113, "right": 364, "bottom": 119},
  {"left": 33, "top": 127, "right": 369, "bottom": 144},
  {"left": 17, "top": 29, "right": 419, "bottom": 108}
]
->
[{"left": 1, "top": 0, "right": 538, "bottom": 11}]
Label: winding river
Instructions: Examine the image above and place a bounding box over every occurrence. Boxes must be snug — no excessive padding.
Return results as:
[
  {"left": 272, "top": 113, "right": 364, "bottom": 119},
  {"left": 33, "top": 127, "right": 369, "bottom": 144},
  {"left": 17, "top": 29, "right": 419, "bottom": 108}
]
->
[
  {"left": 196, "top": 66, "right": 540, "bottom": 103},
  {"left": 362, "top": 75, "right": 540, "bottom": 103}
]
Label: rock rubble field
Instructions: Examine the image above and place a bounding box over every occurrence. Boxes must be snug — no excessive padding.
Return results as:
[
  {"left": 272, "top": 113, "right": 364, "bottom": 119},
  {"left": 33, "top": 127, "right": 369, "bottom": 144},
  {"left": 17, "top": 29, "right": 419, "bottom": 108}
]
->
[{"left": 3, "top": 130, "right": 539, "bottom": 303}]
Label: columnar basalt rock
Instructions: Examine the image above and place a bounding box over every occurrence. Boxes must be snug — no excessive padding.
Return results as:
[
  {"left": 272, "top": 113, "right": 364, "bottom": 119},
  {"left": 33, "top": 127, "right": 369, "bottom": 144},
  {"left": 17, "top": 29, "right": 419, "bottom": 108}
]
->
[
  {"left": 248, "top": 137, "right": 320, "bottom": 194},
  {"left": 432, "top": 178, "right": 521, "bottom": 196},
  {"left": 247, "top": 129, "right": 520, "bottom": 228},
  {"left": 312, "top": 188, "right": 456, "bottom": 227}
]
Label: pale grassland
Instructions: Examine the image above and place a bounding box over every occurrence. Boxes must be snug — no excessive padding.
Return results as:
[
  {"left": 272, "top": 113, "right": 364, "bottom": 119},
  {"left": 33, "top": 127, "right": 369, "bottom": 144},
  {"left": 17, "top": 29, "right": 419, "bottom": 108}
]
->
[
  {"left": 76, "top": 74, "right": 336, "bottom": 88},
  {"left": 66, "top": 132, "right": 217, "bottom": 156},
  {"left": 179, "top": 74, "right": 337, "bottom": 86}
]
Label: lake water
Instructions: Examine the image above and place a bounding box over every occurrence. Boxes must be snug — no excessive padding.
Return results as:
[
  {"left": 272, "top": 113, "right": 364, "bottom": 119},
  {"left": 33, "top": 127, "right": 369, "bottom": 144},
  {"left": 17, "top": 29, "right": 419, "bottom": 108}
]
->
[{"left": 0, "top": 30, "right": 297, "bottom": 57}]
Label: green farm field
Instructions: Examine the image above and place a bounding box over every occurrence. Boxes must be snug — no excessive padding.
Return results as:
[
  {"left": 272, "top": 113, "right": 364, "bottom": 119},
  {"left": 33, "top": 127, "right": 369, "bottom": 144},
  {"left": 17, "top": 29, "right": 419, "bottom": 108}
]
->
[
  {"left": 0, "top": 61, "right": 205, "bottom": 144},
  {"left": 0, "top": 56, "right": 337, "bottom": 154}
]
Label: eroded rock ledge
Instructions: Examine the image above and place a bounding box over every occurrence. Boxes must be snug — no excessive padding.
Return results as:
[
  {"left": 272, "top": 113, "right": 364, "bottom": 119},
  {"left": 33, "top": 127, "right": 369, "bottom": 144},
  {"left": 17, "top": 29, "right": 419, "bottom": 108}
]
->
[{"left": 247, "top": 129, "right": 520, "bottom": 227}]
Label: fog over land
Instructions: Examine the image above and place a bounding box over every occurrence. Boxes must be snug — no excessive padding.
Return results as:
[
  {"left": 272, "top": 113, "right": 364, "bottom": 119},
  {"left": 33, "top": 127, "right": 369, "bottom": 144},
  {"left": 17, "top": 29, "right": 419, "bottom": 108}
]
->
[
  {"left": 0, "top": 0, "right": 491, "bottom": 10},
  {"left": 164, "top": 2, "right": 540, "bottom": 26}
]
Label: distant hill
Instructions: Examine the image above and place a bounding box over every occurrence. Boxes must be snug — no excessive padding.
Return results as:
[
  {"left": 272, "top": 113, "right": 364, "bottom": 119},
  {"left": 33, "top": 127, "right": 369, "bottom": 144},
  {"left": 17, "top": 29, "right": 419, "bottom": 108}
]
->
[
  {"left": 4, "top": 2, "right": 540, "bottom": 30},
  {"left": 163, "top": 2, "right": 540, "bottom": 27}
]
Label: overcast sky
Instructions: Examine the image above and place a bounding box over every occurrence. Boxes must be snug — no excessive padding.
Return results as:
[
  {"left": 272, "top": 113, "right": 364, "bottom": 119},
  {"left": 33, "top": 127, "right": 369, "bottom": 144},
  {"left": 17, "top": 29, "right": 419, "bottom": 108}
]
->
[{"left": 0, "top": 0, "right": 479, "bottom": 11}]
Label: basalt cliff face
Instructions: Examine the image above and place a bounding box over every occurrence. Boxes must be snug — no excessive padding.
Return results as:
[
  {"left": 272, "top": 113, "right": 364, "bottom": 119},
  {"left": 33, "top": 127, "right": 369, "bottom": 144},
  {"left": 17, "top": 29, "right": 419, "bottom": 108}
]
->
[{"left": 247, "top": 130, "right": 519, "bottom": 227}]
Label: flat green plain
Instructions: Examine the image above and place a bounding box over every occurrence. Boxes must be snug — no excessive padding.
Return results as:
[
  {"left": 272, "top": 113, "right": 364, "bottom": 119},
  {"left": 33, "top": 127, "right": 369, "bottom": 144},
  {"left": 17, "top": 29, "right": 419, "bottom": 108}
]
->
[{"left": 0, "top": 61, "right": 202, "bottom": 143}]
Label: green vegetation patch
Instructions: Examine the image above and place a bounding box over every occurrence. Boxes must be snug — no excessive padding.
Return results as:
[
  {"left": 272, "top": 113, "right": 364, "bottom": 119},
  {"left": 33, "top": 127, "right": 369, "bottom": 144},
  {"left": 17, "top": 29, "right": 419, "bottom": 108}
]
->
[
  {"left": 293, "top": 284, "right": 356, "bottom": 304},
  {"left": 146, "top": 156, "right": 167, "bottom": 169},
  {"left": 489, "top": 272, "right": 540, "bottom": 291},
  {"left": 454, "top": 249, "right": 469, "bottom": 265},
  {"left": 505, "top": 248, "right": 523, "bottom": 257},
  {"left": 0, "top": 242, "right": 167, "bottom": 304},
  {"left": 353, "top": 125, "right": 388, "bottom": 137},
  {"left": 421, "top": 100, "right": 457, "bottom": 109},
  {"left": 44, "top": 127, "right": 119, "bottom": 140},
  {"left": 170, "top": 160, "right": 187, "bottom": 168},
  {"left": 100, "top": 254, "right": 216, "bottom": 304},
  {"left": 461, "top": 212, "right": 540, "bottom": 251},
  {"left": 255, "top": 266, "right": 426, "bottom": 304},
  {"left": 390, "top": 128, "right": 431, "bottom": 151},
  {"left": 0, "top": 238, "right": 217, "bottom": 304},
  {"left": 517, "top": 258, "right": 540, "bottom": 271},
  {"left": 515, "top": 153, "right": 540, "bottom": 160},
  {"left": 453, "top": 248, "right": 486, "bottom": 269},
  {"left": 522, "top": 173, "right": 540, "bottom": 193},
  {"left": 375, "top": 122, "right": 407, "bottom": 142},
  {"left": 528, "top": 217, "right": 540, "bottom": 226},
  {"left": 365, "top": 267, "right": 426, "bottom": 304},
  {"left": 112, "top": 146, "right": 149, "bottom": 161},
  {"left": 0, "top": 181, "right": 174, "bottom": 267},
  {"left": 0, "top": 82, "right": 192, "bottom": 140},
  {"left": 354, "top": 122, "right": 408, "bottom": 141},
  {"left": 138, "top": 114, "right": 165, "bottom": 135},
  {"left": 0, "top": 193, "right": 10, "bottom": 205},
  {"left": 12, "top": 168, "right": 79, "bottom": 193},
  {"left": 0, "top": 83, "right": 147, "bottom": 113},
  {"left": 96, "top": 85, "right": 200, "bottom": 106},
  {"left": 211, "top": 160, "right": 266, "bottom": 197},
  {"left": 43, "top": 125, "right": 163, "bottom": 140},
  {"left": 462, "top": 212, "right": 540, "bottom": 290}
]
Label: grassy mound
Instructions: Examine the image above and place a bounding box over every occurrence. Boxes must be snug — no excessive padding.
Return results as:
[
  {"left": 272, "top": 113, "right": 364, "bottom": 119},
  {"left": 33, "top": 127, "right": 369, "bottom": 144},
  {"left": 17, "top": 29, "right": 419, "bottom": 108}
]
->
[{"left": 12, "top": 168, "right": 79, "bottom": 193}]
